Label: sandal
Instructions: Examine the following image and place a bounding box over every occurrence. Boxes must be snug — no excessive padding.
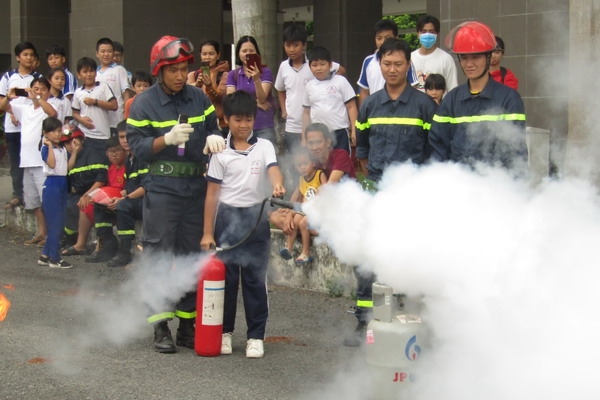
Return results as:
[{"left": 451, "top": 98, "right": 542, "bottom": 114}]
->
[
  {"left": 24, "top": 234, "right": 45, "bottom": 246},
  {"left": 279, "top": 248, "right": 293, "bottom": 261},
  {"left": 4, "top": 198, "right": 22, "bottom": 210},
  {"left": 61, "top": 245, "right": 87, "bottom": 256},
  {"left": 295, "top": 254, "right": 313, "bottom": 265}
]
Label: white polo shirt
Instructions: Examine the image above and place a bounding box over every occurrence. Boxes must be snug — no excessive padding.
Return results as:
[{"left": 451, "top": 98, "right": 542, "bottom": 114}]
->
[
  {"left": 72, "top": 82, "right": 115, "bottom": 140},
  {"left": 96, "top": 63, "right": 130, "bottom": 128},
  {"left": 48, "top": 93, "right": 72, "bottom": 124},
  {"left": 206, "top": 133, "right": 278, "bottom": 208},
  {"left": 274, "top": 57, "right": 341, "bottom": 134}
]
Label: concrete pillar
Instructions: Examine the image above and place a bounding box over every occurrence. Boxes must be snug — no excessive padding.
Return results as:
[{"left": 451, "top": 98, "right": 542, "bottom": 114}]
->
[
  {"left": 231, "top": 0, "right": 279, "bottom": 74},
  {"left": 565, "top": 0, "right": 600, "bottom": 183},
  {"left": 313, "top": 0, "right": 382, "bottom": 85}
]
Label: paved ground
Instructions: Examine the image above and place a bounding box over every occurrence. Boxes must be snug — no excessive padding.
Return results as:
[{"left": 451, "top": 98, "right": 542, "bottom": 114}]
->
[{"left": 0, "top": 174, "right": 371, "bottom": 400}]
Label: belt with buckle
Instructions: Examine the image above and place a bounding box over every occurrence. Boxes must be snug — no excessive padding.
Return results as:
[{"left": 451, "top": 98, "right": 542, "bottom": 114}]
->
[{"left": 149, "top": 160, "right": 204, "bottom": 178}]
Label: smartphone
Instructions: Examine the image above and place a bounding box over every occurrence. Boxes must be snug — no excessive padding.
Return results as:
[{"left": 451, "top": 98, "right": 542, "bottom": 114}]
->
[
  {"left": 14, "top": 88, "right": 28, "bottom": 97},
  {"left": 245, "top": 53, "right": 262, "bottom": 73},
  {"left": 200, "top": 61, "right": 210, "bottom": 76}
]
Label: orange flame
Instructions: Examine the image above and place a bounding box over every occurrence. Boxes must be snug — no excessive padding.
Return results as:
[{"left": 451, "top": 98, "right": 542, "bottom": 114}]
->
[{"left": 0, "top": 292, "right": 11, "bottom": 321}]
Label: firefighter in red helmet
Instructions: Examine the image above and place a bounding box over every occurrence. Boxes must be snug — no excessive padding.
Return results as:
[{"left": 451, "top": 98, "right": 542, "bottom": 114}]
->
[
  {"left": 429, "top": 22, "right": 527, "bottom": 170},
  {"left": 127, "top": 36, "right": 225, "bottom": 353}
]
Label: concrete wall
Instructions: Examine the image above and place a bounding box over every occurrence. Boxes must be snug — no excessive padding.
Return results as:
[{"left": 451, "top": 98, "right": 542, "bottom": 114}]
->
[{"left": 313, "top": 0, "right": 383, "bottom": 86}]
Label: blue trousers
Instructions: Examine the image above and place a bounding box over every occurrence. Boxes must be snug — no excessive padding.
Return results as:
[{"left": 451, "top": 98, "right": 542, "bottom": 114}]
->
[
  {"left": 216, "top": 202, "right": 270, "bottom": 340},
  {"left": 42, "top": 176, "right": 68, "bottom": 262}
]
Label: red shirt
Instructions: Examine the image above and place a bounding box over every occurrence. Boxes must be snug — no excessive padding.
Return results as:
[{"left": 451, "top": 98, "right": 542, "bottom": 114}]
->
[
  {"left": 107, "top": 163, "right": 126, "bottom": 190},
  {"left": 325, "top": 148, "right": 356, "bottom": 179},
  {"left": 490, "top": 68, "right": 519, "bottom": 91}
]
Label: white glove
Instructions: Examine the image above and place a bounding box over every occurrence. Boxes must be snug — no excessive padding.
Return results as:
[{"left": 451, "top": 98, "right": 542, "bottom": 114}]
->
[
  {"left": 164, "top": 123, "right": 193, "bottom": 146},
  {"left": 203, "top": 134, "right": 226, "bottom": 154}
]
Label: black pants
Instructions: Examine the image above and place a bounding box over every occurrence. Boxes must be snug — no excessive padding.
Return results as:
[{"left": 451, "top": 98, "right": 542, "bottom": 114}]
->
[
  {"left": 143, "top": 191, "right": 204, "bottom": 322},
  {"left": 5, "top": 132, "right": 23, "bottom": 201},
  {"left": 216, "top": 203, "right": 270, "bottom": 340},
  {"left": 354, "top": 266, "right": 376, "bottom": 323}
]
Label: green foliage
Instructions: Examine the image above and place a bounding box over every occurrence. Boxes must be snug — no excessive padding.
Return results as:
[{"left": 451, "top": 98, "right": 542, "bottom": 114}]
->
[
  {"left": 325, "top": 279, "right": 345, "bottom": 298},
  {"left": 384, "top": 13, "right": 425, "bottom": 51}
]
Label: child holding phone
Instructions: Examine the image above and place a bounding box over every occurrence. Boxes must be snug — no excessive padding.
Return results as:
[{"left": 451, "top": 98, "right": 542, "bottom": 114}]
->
[{"left": 226, "top": 36, "right": 277, "bottom": 149}]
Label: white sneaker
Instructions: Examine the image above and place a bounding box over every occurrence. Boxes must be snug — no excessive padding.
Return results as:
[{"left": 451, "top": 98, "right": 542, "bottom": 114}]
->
[
  {"left": 246, "top": 338, "right": 264, "bottom": 358},
  {"left": 221, "top": 333, "right": 232, "bottom": 355}
]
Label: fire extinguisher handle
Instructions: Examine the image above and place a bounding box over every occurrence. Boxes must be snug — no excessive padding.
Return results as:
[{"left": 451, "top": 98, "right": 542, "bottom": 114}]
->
[{"left": 269, "top": 197, "right": 303, "bottom": 213}]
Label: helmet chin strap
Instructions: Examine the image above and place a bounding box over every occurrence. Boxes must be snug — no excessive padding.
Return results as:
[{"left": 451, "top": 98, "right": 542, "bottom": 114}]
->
[
  {"left": 457, "top": 53, "right": 493, "bottom": 80},
  {"left": 157, "top": 71, "right": 178, "bottom": 95}
]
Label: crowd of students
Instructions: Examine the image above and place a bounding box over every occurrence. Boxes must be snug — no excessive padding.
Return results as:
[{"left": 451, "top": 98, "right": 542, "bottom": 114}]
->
[{"left": 0, "top": 15, "right": 525, "bottom": 355}]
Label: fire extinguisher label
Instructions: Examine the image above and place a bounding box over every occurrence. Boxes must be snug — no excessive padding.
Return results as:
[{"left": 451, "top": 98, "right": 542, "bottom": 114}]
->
[{"left": 202, "top": 280, "right": 225, "bottom": 326}]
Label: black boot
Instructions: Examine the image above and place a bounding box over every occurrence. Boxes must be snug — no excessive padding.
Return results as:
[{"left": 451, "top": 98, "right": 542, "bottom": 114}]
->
[
  {"left": 86, "top": 234, "right": 118, "bottom": 263},
  {"left": 343, "top": 320, "right": 368, "bottom": 347},
  {"left": 153, "top": 321, "right": 176, "bottom": 353},
  {"left": 175, "top": 318, "right": 195, "bottom": 349},
  {"left": 107, "top": 238, "right": 132, "bottom": 267}
]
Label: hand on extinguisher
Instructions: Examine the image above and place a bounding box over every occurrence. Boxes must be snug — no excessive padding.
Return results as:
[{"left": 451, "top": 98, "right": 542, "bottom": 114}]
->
[{"left": 200, "top": 234, "right": 216, "bottom": 251}]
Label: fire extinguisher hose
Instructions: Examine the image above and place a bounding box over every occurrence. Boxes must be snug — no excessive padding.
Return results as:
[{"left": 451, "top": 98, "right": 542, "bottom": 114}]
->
[{"left": 213, "top": 197, "right": 301, "bottom": 253}]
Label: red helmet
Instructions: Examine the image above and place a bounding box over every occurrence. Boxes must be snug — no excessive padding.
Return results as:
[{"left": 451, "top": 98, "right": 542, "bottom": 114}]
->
[
  {"left": 445, "top": 21, "right": 497, "bottom": 54},
  {"left": 150, "top": 36, "right": 194, "bottom": 76},
  {"left": 61, "top": 124, "right": 85, "bottom": 142}
]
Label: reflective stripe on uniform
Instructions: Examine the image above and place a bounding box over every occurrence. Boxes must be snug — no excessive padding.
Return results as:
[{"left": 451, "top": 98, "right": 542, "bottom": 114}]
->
[
  {"left": 95, "top": 222, "right": 112, "bottom": 229},
  {"left": 68, "top": 163, "right": 108, "bottom": 176},
  {"left": 117, "top": 229, "right": 136, "bottom": 236},
  {"left": 175, "top": 310, "right": 197, "bottom": 319},
  {"left": 125, "top": 168, "right": 148, "bottom": 180},
  {"left": 64, "top": 227, "right": 76, "bottom": 235},
  {"left": 356, "top": 117, "right": 430, "bottom": 132},
  {"left": 127, "top": 104, "right": 216, "bottom": 129},
  {"left": 356, "top": 299, "right": 374, "bottom": 308},
  {"left": 147, "top": 311, "right": 175, "bottom": 324},
  {"left": 432, "top": 113, "right": 526, "bottom": 124}
]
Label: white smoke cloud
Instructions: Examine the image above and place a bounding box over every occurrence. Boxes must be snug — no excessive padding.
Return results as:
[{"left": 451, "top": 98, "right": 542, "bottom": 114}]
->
[{"left": 303, "top": 162, "right": 600, "bottom": 400}]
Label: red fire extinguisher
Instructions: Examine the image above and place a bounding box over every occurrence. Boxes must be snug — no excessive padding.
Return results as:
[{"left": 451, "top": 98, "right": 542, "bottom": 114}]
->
[{"left": 195, "top": 254, "right": 226, "bottom": 357}]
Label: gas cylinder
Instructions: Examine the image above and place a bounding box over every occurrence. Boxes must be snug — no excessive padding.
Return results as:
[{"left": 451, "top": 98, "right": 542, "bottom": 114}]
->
[
  {"left": 366, "top": 283, "right": 427, "bottom": 400},
  {"left": 195, "top": 254, "right": 226, "bottom": 357}
]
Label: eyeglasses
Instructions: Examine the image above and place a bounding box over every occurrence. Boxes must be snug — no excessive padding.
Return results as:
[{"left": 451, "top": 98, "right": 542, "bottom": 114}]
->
[
  {"left": 107, "top": 148, "right": 125, "bottom": 155},
  {"left": 151, "top": 39, "right": 194, "bottom": 72}
]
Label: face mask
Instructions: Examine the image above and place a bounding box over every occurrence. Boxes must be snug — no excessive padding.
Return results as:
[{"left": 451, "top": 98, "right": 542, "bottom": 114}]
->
[{"left": 419, "top": 33, "right": 437, "bottom": 49}]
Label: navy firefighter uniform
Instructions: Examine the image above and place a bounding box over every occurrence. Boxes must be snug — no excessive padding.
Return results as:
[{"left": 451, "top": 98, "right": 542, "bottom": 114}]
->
[
  {"left": 127, "top": 82, "right": 220, "bottom": 332},
  {"left": 352, "top": 82, "right": 436, "bottom": 334},
  {"left": 356, "top": 83, "right": 437, "bottom": 182},
  {"left": 428, "top": 69, "right": 527, "bottom": 168}
]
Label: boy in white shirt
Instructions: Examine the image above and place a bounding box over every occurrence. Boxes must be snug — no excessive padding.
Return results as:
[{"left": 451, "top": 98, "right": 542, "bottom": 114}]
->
[
  {"left": 201, "top": 91, "right": 285, "bottom": 359},
  {"left": 95, "top": 37, "right": 131, "bottom": 134},
  {"left": 302, "top": 46, "right": 357, "bottom": 154},
  {"left": 72, "top": 57, "right": 118, "bottom": 154}
]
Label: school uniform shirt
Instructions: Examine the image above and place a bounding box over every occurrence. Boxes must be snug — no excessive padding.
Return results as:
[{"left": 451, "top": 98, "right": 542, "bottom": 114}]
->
[
  {"left": 72, "top": 82, "right": 115, "bottom": 140},
  {"left": 206, "top": 132, "right": 278, "bottom": 208},
  {"left": 63, "top": 68, "right": 77, "bottom": 97},
  {"left": 0, "top": 69, "right": 42, "bottom": 132},
  {"left": 357, "top": 52, "right": 418, "bottom": 93},
  {"left": 10, "top": 102, "right": 58, "bottom": 168},
  {"left": 429, "top": 78, "right": 527, "bottom": 168},
  {"left": 411, "top": 47, "right": 458, "bottom": 92},
  {"left": 356, "top": 85, "right": 437, "bottom": 181},
  {"left": 41, "top": 145, "right": 68, "bottom": 176},
  {"left": 96, "top": 62, "right": 130, "bottom": 128},
  {"left": 48, "top": 92, "right": 73, "bottom": 124},
  {"left": 274, "top": 57, "right": 341, "bottom": 134},
  {"left": 303, "top": 74, "right": 356, "bottom": 131}
]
